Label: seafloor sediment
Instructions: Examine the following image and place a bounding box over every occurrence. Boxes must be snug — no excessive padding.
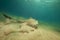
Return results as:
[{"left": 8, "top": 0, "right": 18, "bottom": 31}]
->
[{"left": 0, "top": 16, "right": 60, "bottom": 40}]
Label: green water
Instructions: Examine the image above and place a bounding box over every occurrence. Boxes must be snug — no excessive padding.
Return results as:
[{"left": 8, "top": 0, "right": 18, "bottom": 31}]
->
[{"left": 0, "top": 0, "right": 60, "bottom": 31}]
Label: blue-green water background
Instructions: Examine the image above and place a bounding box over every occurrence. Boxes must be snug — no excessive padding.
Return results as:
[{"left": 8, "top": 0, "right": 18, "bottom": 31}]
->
[{"left": 0, "top": 0, "right": 60, "bottom": 27}]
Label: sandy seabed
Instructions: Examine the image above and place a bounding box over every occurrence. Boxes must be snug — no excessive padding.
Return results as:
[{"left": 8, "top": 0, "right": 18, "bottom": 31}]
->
[
  {"left": 0, "top": 17, "right": 60, "bottom": 40},
  {"left": 0, "top": 23, "right": 60, "bottom": 40}
]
